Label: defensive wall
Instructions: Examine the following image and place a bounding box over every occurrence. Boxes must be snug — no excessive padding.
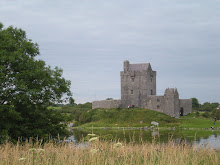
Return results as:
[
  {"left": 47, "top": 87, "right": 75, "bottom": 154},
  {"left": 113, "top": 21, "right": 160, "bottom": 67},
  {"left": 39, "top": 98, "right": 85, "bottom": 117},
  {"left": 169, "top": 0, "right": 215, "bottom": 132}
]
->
[
  {"left": 146, "top": 88, "right": 192, "bottom": 117},
  {"left": 92, "top": 100, "right": 121, "bottom": 109},
  {"left": 180, "top": 99, "right": 193, "bottom": 115}
]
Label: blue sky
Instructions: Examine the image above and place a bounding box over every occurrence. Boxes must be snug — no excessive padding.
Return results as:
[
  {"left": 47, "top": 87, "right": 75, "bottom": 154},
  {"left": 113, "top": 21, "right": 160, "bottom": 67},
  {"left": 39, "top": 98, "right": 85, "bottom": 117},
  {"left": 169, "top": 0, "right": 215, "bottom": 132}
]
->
[{"left": 1, "top": 0, "right": 220, "bottom": 103}]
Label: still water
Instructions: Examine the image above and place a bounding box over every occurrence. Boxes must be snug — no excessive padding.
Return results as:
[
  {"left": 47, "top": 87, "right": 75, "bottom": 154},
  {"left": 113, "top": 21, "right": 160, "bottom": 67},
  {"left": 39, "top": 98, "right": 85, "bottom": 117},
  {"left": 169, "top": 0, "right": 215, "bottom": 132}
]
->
[{"left": 67, "top": 128, "right": 220, "bottom": 150}]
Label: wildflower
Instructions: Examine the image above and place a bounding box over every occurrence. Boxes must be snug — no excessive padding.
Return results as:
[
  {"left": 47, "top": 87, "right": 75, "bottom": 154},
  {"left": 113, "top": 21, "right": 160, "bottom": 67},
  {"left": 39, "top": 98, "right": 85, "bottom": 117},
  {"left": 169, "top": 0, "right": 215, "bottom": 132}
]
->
[
  {"left": 90, "top": 149, "right": 98, "bottom": 154},
  {"left": 114, "top": 142, "right": 124, "bottom": 148},
  {"left": 29, "top": 148, "right": 37, "bottom": 152},
  {"left": 87, "top": 134, "right": 96, "bottom": 137},
  {"left": 37, "top": 149, "right": 45, "bottom": 152},
  {"left": 19, "top": 158, "right": 26, "bottom": 161},
  {"left": 89, "top": 137, "right": 99, "bottom": 142}
]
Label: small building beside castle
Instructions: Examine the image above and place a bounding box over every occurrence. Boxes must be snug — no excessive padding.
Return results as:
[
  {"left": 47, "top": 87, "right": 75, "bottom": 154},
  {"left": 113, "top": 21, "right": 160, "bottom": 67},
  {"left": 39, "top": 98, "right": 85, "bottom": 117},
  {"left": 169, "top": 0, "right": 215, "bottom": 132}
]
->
[{"left": 92, "top": 60, "right": 192, "bottom": 118}]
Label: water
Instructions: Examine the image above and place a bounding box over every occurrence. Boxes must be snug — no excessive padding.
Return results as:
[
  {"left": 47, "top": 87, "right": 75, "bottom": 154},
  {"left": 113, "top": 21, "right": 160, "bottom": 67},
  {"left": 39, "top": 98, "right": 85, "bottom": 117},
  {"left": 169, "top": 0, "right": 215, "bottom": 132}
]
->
[
  {"left": 194, "top": 134, "right": 220, "bottom": 149},
  {"left": 67, "top": 128, "right": 220, "bottom": 149}
]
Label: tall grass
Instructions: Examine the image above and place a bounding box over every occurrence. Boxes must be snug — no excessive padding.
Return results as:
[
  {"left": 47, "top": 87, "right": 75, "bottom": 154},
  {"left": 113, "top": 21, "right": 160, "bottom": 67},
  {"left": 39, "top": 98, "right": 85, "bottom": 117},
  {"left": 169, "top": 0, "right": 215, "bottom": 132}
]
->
[{"left": 0, "top": 139, "right": 219, "bottom": 165}]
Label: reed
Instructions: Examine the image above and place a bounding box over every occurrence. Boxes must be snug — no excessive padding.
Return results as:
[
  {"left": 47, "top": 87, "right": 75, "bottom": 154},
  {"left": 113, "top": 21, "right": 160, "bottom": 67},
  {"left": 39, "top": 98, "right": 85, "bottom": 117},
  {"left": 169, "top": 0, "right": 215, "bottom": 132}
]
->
[{"left": 0, "top": 139, "right": 219, "bottom": 165}]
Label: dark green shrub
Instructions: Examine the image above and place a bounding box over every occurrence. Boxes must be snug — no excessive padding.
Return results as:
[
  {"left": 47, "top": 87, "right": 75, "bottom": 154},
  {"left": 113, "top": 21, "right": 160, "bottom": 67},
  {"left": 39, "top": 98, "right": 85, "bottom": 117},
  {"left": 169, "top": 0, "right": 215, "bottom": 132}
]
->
[
  {"left": 202, "top": 111, "right": 210, "bottom": 118},
  {"left": 211, "top": 109, "right": 220, "bottom": 119},
  {"left": 79, "top": 112, "right": 92, "bottom": 124}
]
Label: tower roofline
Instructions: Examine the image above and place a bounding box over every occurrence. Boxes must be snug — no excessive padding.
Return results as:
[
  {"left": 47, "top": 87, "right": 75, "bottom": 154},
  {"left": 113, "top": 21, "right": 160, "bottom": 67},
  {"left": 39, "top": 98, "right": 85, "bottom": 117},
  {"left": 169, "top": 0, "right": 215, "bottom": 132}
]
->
[{"left": 127, "top": 62, "right": 151, "bottom": 71}]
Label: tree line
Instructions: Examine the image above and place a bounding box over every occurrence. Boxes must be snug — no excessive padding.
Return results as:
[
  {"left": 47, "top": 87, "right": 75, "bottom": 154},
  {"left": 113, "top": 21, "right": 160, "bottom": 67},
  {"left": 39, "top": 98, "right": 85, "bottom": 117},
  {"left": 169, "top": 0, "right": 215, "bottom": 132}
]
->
[{"left": 192, "top": 98, "right": 220, "bottom": 118}]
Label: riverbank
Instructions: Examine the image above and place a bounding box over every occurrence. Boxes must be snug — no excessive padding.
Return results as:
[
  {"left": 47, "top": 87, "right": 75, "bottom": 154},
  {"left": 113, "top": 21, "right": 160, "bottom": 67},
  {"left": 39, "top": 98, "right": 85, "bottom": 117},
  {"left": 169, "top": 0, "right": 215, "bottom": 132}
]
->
[{"left": 1, "top": 139, "right": 219, "bottom": 165}]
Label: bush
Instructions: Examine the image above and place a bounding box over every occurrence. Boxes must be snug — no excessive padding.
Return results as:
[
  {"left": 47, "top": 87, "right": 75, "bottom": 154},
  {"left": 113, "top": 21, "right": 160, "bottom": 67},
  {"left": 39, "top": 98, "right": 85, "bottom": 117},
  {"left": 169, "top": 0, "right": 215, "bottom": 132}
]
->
[
  {"left": 202, "top": 111, "right": 210, "bottom": 118},
  {"left": 200, "top": 102, "right": 219, "bottom": 112},
  {"left": 212, "top": 109, "right": 220, "bottom": 119},
  {"left": 79, "top": 112, "right": 92, "bottom": 124}
]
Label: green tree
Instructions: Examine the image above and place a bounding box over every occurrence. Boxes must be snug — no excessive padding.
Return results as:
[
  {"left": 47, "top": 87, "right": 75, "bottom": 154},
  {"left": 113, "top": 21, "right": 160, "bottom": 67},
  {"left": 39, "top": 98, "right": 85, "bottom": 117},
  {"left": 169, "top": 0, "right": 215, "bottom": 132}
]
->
[
  {"left": 191, "top": 98, "right": 199, "bottom": 110},
  {"left": 200, "top": 102, "right": 213, "bottom": 112},
  {"left": 0, "top": 105, "right": 21, "bottom": 143},
  {"left": 69, "top": 97, "right": 75, "bottom": 105},
  {"left": 212, "top": 109, "right": 220, "bottom": 119},
  {"left": 0, "top": 23, "right": 73, "bottom": 142},
  {"left": 202, "top": 111, "right": 211, "bottom": 118}
]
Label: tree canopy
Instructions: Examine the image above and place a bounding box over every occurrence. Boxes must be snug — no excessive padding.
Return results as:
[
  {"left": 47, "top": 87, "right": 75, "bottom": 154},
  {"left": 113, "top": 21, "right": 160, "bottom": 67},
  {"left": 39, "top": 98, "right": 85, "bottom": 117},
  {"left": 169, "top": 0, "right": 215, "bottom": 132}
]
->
[
  {"left": 191, "top": 97, "right": 199, "bottom": 110},
  {"left": 0, "top": 23, "right": 73, "bottom": 142}
]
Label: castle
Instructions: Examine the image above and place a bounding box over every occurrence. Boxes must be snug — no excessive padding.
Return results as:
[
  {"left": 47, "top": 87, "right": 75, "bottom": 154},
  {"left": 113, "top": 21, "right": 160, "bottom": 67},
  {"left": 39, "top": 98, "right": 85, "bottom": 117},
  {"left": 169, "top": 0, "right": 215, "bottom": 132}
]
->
[{"left": 92, "top": 60, "right": 192, "bottom": 117}]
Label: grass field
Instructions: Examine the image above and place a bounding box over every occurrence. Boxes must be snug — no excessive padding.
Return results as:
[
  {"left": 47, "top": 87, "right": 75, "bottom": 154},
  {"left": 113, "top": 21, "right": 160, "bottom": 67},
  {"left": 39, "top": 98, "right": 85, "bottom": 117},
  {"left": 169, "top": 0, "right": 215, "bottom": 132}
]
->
[
  {"left": 77, "top": 108, "right": 180, "bottom": 128},
  {"left": 180, "top": 118, "right": 218, "bottom": 128},
  {"left": 0, "top": 139, "right": 219, "bottom": 165},
  {"left": 75, "top": 108, "right": 220, "bottom": 129},
  {"left": 50, "top": 106, "right": 220, "bottom": 129},
  {"left": 177, "top": 112, "right": 220, "bottom": 129}
]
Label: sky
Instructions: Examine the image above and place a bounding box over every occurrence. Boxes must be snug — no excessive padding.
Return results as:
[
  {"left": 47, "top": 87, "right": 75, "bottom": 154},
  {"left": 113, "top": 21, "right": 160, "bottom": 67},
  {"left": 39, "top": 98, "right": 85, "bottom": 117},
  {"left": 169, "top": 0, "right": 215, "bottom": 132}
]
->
[{"left": 1, "top": 0, "right": 220, "bottom": 104}]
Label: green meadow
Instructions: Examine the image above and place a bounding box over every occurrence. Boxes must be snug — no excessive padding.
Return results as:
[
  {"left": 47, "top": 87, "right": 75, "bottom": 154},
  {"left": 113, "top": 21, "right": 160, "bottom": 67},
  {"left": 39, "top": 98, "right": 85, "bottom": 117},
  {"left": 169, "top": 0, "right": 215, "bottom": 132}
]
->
[{"left": 62, "top": 107, "right": 219, "bottom": 129}]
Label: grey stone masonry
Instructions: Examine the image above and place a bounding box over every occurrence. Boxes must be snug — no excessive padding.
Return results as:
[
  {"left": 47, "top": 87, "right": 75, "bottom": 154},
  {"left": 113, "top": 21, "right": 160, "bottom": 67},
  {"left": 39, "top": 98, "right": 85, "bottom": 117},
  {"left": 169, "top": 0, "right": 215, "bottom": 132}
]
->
[
  {"left": 92, "top": 60, "right": 192, "bottom": 117},
  {"left": 180, "top": 99, "right": 192, "bottom": 116},
  {"left": 92, "top": 100, "right": 121, "bottom": 109},
  {"left": 121, "top": 60, "right": 156, "bottom": 108}
]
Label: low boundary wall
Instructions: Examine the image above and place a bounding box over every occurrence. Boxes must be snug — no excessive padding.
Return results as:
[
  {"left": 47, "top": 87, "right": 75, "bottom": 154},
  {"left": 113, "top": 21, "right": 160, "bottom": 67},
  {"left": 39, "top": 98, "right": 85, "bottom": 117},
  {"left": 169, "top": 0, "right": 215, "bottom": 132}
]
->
[{"left": 92, "top": 100, "right": 121, "bottom": 109}]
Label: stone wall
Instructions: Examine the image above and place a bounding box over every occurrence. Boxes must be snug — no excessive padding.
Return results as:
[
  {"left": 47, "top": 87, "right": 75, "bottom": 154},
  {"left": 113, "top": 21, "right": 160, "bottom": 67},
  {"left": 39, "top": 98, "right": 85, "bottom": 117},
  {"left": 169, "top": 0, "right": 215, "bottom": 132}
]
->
[
  {"left": 174, "top": 92, "right": 180, "bottom": 118},
  {"left": 146, "top": 95, "right": 165, "bottom": 113},
  {"left": 146, "top": 89, "right": 190, "bottom": 118},
  {"left": 121, "top": 71, "right": 149, "bottom": 108},
  {"left": 162, "top": 88, "right": 180, "bottom": 117},
  {"left": 180, "top": 99, "right": 192, "bottom": 115},
  {"left": 163, "top": 89, "right": 175, "bottom": 117},
  {"left": 92, "top": 100, "right": 121, "bottom": 109}
]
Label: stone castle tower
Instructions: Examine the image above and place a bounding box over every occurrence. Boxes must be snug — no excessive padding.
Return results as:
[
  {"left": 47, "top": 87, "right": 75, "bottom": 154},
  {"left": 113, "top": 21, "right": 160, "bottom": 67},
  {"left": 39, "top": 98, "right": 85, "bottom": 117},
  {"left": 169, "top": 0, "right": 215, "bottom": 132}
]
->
[
  {"left": 121, "top": 60, "right": 156, "bottom": 108},
  {"left": 92, "top": 60, "right": 192, "bottom": 117}
]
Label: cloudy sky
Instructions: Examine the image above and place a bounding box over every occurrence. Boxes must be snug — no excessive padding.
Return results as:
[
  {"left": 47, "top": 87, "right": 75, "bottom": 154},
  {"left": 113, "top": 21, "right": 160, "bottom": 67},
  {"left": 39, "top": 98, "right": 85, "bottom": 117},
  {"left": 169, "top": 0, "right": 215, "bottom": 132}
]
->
[{"left": 1, "top": 0, "right": 220, "bottom": 104}]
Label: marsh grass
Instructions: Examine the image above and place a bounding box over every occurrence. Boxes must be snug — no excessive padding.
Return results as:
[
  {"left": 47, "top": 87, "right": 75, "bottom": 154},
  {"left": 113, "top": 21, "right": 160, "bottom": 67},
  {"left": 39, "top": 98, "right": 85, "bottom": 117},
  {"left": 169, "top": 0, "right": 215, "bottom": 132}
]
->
[{"left": 0, "top": 138, "right": 219, "bottom": 165}]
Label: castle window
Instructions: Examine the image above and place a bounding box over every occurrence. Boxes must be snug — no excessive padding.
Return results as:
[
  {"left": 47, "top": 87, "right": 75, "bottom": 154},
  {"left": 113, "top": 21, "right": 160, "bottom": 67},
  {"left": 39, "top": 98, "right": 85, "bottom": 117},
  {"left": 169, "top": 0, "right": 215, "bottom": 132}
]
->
[
  {"left": 131, "top": 90, "right": 133, "bottom": 94},
  {"left": 157, "top": 99, "right": 160, "bottom": 102},
  {"left": 151, "top": 89, "right": 153, "bottom": 95},
  {"left": 157, "top": 105, "right": 160, "bottom": 109},
  {"left": 151, "top": 77, "right": 153, "bottom": 82},
  {"left": 131, "top": 77, "right": 134, "bottom": 82}
]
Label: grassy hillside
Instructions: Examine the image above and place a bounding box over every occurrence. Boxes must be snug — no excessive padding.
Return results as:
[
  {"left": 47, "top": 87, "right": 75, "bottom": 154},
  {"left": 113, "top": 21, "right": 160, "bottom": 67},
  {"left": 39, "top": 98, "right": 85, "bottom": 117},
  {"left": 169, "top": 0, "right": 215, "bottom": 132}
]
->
[
  {"left": 74, "top": 108, "right": 220, "bottom": 129},
  {"left": 50, "top": 104, "right": 220, "bottom": 129},
  {"left": 76, "top": 108, "right": 180, "bottom": 127}
]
